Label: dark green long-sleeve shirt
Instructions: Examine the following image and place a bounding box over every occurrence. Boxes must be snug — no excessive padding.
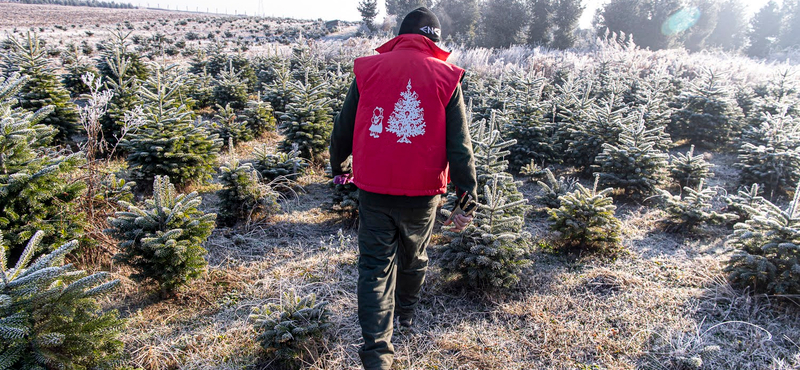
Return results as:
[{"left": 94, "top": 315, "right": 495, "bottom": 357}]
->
[{"left": 329, "top": 79, "right": 477, "bottom": 208}]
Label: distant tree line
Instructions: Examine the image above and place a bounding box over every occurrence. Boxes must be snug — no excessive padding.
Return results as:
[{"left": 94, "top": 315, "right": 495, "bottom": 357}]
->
[
  {"left": 16, "top": 0, "right": 134, "bottom": 9},
  {"left": 356, "top": 0, "right": 800, "bottom": 57}
]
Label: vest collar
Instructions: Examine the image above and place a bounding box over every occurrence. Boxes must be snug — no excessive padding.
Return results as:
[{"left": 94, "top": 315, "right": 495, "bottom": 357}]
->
[{"left": 375, "top": 34, "right": 451, "bottom": 61}]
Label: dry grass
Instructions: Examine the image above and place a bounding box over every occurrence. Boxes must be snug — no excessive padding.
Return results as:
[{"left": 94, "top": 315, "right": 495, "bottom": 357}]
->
[{"left": 108, "top": 152, "right": 800, "bottom": 369}]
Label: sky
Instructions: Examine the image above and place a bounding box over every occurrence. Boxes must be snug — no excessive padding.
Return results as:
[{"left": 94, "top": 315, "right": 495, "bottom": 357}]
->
[{"left": 134, "top": 0, "right": 776, "bottom": 29}]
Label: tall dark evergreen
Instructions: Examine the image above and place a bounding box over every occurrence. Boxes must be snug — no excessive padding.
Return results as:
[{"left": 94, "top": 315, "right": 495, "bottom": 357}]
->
[
  {"left": 433, "top": 0, "right": 480, "bottom": 43},
  {"left": 550, "top": 0, "right": 583, "bottom": 50},
  {"left": 385, "top": 0, "right": 431, "bottom": 17},
  {"left": 596, "top": 0, "right": 682, "bottom": 50},
  {"left": 527, "top": 0, "right": 551, "bottom": 46},
  {"left": 747, "top": 1, "right": 782, "bottom": 58},
  {"left": 479, "top": 0, "right": 529, "bottom": 48},
  {"left": 2, "top": 32, "right": 79, "bottom": 143},
  {"left": 779, "top": 0, "right": 800, "bottom": 49},
  {"left": 681, "top": 0, "right": 719, "bottom": 52},
  {"left": 706, "top": 0, "right": 747, "bottom": 51},
  {"left": 358, "top": 0, "right": 379, "bottom": 32}
]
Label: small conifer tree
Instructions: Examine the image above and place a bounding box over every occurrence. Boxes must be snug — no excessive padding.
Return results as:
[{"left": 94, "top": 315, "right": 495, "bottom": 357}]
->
[
  {"left": 670, "top": 68, "right": 743, "bottom": 149},
  {"left": 99, "top": 43, "right": 143, "bottom": 151},
  {"left": 548, "top": 176, "right": 622, "bottom": 254},
  {"left": 0, "top": 231, "right": 124, "bottom": 369},
  {"left": 504, "top": 71, "right": 559, "bottom": 171},
  {"left": 735, "top": 109, "right": 800, "bottom": 198},
  {"left": 262, "top": 61, "right": 294, "bottom": 114},
  {"left": 209, "top": 103, "right": 253, "bottom": 150},
  {"left": 107, "top": 176, "right": 216, "bottom": 293},
  {"left": 249, "top": 290, "right": 331, "bottom": 362},
  {"left": 726, "top": 181, "right": 800, "bottom": 294},
  {"left": 594, "top": 117, "right": 669, "bottom": 198},
  {"left": 2, "top": 32, "right": 79, "bottom": 143},
  {"left": 217, "top": 158, "right": 280, "bottom": 226},
  {"left": 253, "top": 143, "right": 309, "bottom": 182},
  {"left": 96, "top": 30, "right": 149, "bottom": 83},
  {"left": 122, "top": 64, "right": 222, "bottom": 187},
  {"left": 242, "top": 99, "right": 277, "bottom": 137},
  {"left": 657, "top": 180, "right": 736, "bottom": 232},
  {"left": 563, "top": 84, "right": 629, "bottom": 173},
  {"left": 0, "top": 74, "right": 85, "bottom": 263},
  {"left": 724, "top": 183, "right": 767, "bottom": 223},
  {"left": 440, "top": 175, "right": 532, "bottom": 288},
  {"left": 213, "top": 61, "right": 249, "bottom": 110},
  {"left": 669, "top": 145, "right": 715, "bottom": 188},
  {"left": 278, "top": 74, "right": 333, "bottom": 164},
  {"left": 536, "top": 167, "right": 578, "bottom": 208}
]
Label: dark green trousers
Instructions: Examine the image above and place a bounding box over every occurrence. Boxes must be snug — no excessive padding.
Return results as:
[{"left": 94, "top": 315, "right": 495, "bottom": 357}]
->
[{"left": 357, "top": 199, "right": 437, "bottom": 370}]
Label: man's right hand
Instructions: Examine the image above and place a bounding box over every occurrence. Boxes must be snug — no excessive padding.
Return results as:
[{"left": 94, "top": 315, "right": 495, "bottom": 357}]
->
[{"left": 443, "top": 213, "right": 473, "bottom": 232}]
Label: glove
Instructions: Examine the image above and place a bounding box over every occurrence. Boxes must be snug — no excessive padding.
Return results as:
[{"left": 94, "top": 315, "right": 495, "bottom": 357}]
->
[
  {"left": 444, "top": 193, "right": 476, "bottom": 232},
  {"left": 333, "top": 173, "right": 354, "bottom": 185}
]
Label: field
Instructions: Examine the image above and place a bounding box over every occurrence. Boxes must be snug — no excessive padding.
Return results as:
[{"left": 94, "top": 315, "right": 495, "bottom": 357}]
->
[{"left": 2, "top": 4, "right": 800, "bottom": 370}]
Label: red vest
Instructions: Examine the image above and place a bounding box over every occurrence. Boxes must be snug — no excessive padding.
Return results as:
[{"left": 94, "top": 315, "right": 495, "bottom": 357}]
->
[{"left": 352, "top": 34, "right": 464, "bottom": 196}]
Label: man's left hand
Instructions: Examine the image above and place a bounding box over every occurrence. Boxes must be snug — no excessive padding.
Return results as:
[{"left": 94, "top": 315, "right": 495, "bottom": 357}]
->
[{"left": 444, "top": 213, "right": 473, "bottom": 232}]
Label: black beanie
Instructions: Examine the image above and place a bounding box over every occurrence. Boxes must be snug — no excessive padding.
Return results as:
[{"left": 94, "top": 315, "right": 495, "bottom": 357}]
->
[{"left": 398, "top": 7, "right": 441, "bottom": 42}]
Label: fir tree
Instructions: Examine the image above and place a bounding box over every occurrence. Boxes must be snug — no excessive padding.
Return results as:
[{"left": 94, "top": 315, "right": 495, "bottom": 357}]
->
[
  {"left": 548, "top": 176, "right": 622, "bottom": 254},
  {"left": 0, "top": 74, "right": 85, "bottom": 264},
  {"left": 249, "top": 290, "right": 331, "bottom": 362},
  {"left": 440, "top": 174, "right": 531, "bottom": 288},
  {"left": 213, "top": 61, "right": 249, "bottom": 110},
  {"left": 594, "top": 117, "right": 669, "bottom": 198},
  {"left": 358, "top": 0, "right": 379, "bottom": 32},
  {"left": 658, "top": 180, "right": 736, "bottom": 232},
  {"left": 278, "top": 73, "right": 333, "bottom": 164},
  {"left": 779, "top": 0, "right": 800, "bottom": 49},
  {"left": 747, "top": 0, "right": 782, "bottom": 58},
  {"left": 504, "top": 71, "right": 559, "bottom": 171},
  {"left": 0, "top": 231, "right": 124, "bottom": 370},
  {"left": 253, "top": 143, "right": 309, "bottom": 182},
  {"left": 99, "top": 42, "right": 143, "bottom": 151},
  {"left": 527, "top": 0, "right": 552, "bottom": 46},
  {"left": 217, "top": 158, "right": 280, "bottom": 226},
  {"left": 2, "top": 32, "right": 79, "bottom": 143},
  {"left": 550, "top": 0, "right": 583, "bottom": 50},
  {"left": 262, "top": 60, "right": 294, "bottom": 115},
  {"left": 479, "top": 0, "right": 529, "bottom": 48},
  {"left": 735, "top": 109, "right": 800, "bottom": 198},
  {"left": 669, "top": 145, "right": 714, "bottom": 188},
  {"left": 122, "top": 64, "right": 222, "bottom": 187},
  {"left": 726, "top": 181, "right": 800, "bottom": 294},
  {"left": 536, "top": 167, "right": 578, "bottom": 208},
  {"left": 242, "top": 99, "right": 277, "bottom": 137},
  {"left": 209, "top": 103, "right": 253, "bottom": 150},
  {"left": 96, "top": 30, "right": 149, "bottom": 83},
  {"left": 186, "top": 65, "right": 215, "bottom": 110},
  {"left": 107, "top": 176, "right": 216, "bottom": 294},
  {"left": 724, "top": 183, "right": 767, "bottom": 224},
  {"left": 706, "top": 0, "right": 747, "bottom": 51},
  {"left": 61, "top": 45, "right": 98, "bottom": 98},
  {"left": 669, "top": 68, "right": 743, "bottom": 150}
]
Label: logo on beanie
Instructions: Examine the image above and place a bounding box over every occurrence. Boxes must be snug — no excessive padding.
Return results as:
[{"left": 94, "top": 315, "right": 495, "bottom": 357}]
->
[{"left": 420, "top": 26, "right": 441, "bottom": 38}]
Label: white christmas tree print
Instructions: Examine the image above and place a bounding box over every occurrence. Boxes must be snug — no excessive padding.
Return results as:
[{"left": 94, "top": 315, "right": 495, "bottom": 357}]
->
[{"left": 386, "top": 79, "right": 426, "bottom": 144}]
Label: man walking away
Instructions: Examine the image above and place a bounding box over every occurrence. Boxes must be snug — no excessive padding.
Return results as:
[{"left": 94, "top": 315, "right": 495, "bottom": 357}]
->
[{"left": 329, "top": 7, "right": 477, "bottom": 370}]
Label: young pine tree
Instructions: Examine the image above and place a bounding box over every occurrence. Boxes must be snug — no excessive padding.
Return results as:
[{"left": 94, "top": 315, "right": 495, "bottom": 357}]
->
[
  {"left": 440, "top": 174, "right": 532, "bottom": 288},
  {"left": 726, "top": 181, "right": 800, "bottom": 294},
  {"left": 107, "top": 176, "right": 216, "bottom": 294},
  {"left": 209, "top": 103, "right": 253, "bottom": 150},
  {"left": 724, "top": 183, "right": 767, "bottom": 223},
  {"left": 657, "top": 180, "right": 736, "bottom": 232},
  {"left": 242, "top": 98, "right": 277, "bottom": 137},
  {"left": 249, "top": 290, "right": 331, "bottom": 362},
  {"left": 122, "top": 64, "right": 222, "bottom": 187},
  {"left": 735, "top": 109, "right": 800, "bottom": 198},
  {"left": 594, "top": 115, "right": 669, "bottom": 198},
  {"left": 2, "top": 32, "right": 79, "bottom": 143},
  {"left": 213, "top": 61, "right": 250, "bottom": 110},
  {"left": 504, "top": 71, "right": 559, "bottom": 171},
  {"left": 278, "top": 73, "right": 333, "bottom": 164},
  {"left": 670, "top": 68, "right": 744, "bottom": 150},
  {"left": 0, "top": 74, "right": 85, "bottom": 264},
  {"left": 99, "top": 43, "right": 143, "bottom": 151},
  {"left": 253, "top": 143, "right": 309, "bottom": 182},
  {"left": 0, "top": 231, "right": 124, "bottom": 369},
  {"left": 548, "top": 176, "right": 622, "bottom": 254},
  {"left": 217, "top": 158, "right": 280, "bottom": 226},
  {"left": 669, "top": 145, "right": 715, "bottom": 188}
]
